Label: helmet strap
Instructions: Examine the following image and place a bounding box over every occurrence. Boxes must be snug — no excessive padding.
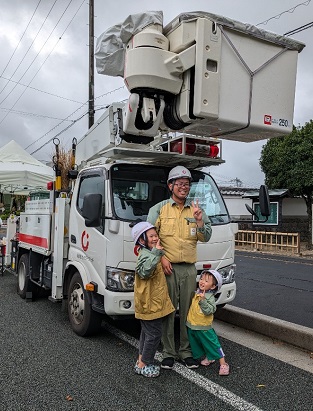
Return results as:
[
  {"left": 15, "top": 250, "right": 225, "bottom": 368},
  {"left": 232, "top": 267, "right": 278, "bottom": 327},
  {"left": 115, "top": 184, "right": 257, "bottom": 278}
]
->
[
  {"left": 137, "top": 233, "right": 148, "bottom": 249},
  {"left": 168, "top": 179, "right": 175, "bottom": 193}
]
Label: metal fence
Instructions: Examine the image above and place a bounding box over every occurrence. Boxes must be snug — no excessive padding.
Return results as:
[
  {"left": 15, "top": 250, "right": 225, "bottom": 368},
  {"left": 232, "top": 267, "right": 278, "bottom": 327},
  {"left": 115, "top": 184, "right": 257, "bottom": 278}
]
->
[{"left": 235, "top": 230, "right": 300, "bottom": 254}]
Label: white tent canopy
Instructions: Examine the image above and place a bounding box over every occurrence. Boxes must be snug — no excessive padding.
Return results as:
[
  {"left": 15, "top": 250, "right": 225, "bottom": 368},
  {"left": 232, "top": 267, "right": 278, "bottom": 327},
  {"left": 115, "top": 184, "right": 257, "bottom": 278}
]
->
[{"left": 0, "top": 140, "right": 54, "bottom": 194}]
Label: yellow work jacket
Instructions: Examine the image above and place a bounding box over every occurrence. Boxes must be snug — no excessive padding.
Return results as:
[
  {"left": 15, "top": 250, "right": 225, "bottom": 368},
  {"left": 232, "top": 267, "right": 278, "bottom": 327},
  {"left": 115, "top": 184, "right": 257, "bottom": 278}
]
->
[
  {"left": 147, "top": 198, "right": 212, "bottom": 263},
  {"left": 186, "top": 291, "right": 216, "bottom": 330},
  {"left": 135, "top": 247, "right": 175, "bottom": 320}
]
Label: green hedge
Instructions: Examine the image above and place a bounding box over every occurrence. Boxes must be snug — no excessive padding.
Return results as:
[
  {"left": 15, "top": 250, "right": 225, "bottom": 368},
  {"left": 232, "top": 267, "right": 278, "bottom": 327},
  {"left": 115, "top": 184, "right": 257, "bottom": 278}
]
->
[{"left": 0, "top": 211, "right": 20, "bottom": 221}]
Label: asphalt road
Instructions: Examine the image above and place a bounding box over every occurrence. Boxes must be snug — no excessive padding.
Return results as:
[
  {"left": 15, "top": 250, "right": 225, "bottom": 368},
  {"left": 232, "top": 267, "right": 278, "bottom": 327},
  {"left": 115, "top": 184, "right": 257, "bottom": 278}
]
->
[
  {"left": 231, "top": 250, "right": 313, "bottom": 328},
  {"left": 1, "top": 271, "right": 312, "bottom": 411}
]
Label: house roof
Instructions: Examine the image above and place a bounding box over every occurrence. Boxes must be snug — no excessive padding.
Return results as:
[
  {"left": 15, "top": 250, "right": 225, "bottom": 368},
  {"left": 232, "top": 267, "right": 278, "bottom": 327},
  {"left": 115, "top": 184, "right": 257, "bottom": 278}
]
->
[
  {"left": 242, "top": 189, "right": 290, "bottom": 199},
  {"left": 219, "top": 187, "right": 256, "bottom": 196},
  {"left": 219, "top": 186, "right": 290, "bottom": 198}
]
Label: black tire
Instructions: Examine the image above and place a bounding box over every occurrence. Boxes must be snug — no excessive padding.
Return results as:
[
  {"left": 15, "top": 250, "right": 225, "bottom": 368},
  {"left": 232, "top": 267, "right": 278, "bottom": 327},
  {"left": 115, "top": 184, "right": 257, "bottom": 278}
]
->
[
  {"left": 67, "top": 272, "right": 102, "bottom": 336},
  {"left": 17, "top": 254, "right": 37, "bottom": 299}
]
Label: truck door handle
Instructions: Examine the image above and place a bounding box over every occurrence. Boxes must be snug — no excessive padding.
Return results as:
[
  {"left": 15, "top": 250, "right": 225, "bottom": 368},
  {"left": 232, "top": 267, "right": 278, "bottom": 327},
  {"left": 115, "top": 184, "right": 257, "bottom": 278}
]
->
[{"left": 71, "top": 235, "right": 76, "bottom": 244}]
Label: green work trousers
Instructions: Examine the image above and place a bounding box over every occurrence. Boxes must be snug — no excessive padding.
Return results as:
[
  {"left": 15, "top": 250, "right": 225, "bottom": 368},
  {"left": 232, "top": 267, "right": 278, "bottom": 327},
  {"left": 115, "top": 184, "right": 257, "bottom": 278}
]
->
[{"left": 162, "top": 263, "right": 197, "bottom": 360}]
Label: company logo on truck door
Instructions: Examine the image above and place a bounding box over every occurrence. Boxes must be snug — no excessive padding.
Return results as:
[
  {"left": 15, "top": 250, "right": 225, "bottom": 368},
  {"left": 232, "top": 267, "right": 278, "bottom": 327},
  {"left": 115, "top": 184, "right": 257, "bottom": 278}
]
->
[
  {"left": 81, "top": 230, "right": 89, "bottom": 251},
  {"left": 134, "top": 245, "right": 140, "bottom": 256},
  {"left": 264, "top": 115, "right": 289, "bottom": 127}
]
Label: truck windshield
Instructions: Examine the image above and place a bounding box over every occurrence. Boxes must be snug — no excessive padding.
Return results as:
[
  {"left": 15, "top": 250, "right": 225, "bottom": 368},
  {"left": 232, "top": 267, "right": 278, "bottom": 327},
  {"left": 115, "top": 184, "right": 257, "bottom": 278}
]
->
[
  {"left": 188, "top": 172, "right": 230, "bottom": 224},
  {"left": 110, "top": 164, "right": 229, "bottom": 224}
]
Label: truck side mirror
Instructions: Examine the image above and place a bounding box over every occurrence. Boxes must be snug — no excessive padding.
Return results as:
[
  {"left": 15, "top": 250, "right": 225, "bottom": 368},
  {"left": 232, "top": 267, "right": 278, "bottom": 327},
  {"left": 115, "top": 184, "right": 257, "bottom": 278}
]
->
[
  {"left": 244, "top": 185, "right": 270, "bottom": 223},
  {"left": 82, "top": 193, "right": 102, "bottom": 227},
  {"left": 259, "top": 185, "right": 270, "bottom": 217}
]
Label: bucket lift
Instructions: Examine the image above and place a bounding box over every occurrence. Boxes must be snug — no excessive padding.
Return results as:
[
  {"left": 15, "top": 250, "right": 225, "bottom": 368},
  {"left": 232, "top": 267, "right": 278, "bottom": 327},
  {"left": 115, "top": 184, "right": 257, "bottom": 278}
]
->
[{"left": 95, "top": 11, "right": 304, "bottom": 142}]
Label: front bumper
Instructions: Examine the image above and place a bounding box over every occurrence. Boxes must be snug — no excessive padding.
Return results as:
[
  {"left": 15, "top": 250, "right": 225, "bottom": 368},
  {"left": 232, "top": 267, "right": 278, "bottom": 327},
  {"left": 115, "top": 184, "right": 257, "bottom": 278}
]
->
[
  {"left": 103, "top": 289, "right": 135, "bottom": 316},
  {"left": 99, "top": 280, "right": 236, "bottom": 317},
  {"left": 215, "top": 282, "right": 237, "bottom": 306}
]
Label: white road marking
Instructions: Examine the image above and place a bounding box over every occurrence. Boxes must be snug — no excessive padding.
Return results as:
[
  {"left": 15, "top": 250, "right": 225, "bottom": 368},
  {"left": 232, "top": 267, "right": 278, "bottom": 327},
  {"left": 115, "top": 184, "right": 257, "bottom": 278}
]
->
[
  {"left": 214, "top": 320, "right": 313, "bottom": 374},
  {"left": 102, "top": 321, "right": 264, "bottom": 411},
  {"left": 238, "top": 252, "right": 313, "bottom": 266}
]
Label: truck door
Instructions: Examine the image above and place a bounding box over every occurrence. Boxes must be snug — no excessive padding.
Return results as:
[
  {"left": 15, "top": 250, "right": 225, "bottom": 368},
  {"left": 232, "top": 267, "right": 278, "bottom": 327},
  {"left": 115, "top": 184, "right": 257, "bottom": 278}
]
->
[{"left": 69, "top": 168, "right": 107, "bottom": 291}]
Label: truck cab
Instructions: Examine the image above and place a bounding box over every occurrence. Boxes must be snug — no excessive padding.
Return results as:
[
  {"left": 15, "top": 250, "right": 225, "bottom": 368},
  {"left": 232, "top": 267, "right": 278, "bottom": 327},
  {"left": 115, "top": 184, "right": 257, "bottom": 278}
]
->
[{"left": 64, "top": 161, "right": 237, "bottom": 335}]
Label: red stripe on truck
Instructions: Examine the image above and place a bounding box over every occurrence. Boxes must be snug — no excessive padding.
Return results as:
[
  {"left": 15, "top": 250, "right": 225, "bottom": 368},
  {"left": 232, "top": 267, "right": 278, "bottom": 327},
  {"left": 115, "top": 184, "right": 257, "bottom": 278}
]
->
[{"left": 19, "top": 233, "right": 48, "bottom": 248}]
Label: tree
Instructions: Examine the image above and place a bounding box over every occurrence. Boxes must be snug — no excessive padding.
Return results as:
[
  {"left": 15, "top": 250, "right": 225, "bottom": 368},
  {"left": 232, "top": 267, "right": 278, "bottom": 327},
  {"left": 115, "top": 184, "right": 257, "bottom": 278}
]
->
[
  {"left": 51, "top": 145, "right": 74, "bottom": 191},
  {"left": 259, "top": 120, "right": 313, "bottom": 249}
]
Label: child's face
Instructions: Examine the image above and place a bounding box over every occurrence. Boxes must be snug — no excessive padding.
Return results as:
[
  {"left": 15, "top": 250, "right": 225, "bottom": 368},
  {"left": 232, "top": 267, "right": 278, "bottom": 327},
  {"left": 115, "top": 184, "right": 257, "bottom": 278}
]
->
[
  {"left": 146, "top": 228, "right": 159, "bottom": 249},
  {"left": 199, "top": 273, "right": 217, "bottom": 292}
]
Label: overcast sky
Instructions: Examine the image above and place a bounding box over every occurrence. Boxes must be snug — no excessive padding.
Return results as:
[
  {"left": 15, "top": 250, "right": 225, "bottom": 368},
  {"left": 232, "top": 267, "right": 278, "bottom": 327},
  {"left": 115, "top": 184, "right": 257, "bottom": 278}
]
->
[{"left": 0, "top": 0, "right": 312, "bottom": 187}]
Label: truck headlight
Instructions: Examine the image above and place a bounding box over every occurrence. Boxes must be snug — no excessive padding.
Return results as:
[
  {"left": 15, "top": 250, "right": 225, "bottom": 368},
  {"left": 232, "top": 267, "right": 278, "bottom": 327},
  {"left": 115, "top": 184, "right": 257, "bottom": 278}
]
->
[
  {"left": 218, "top": 264, "right": 236, "bottom": 284},
  {"left": 106, "top": 267, "right": 135, "bottom": 292}
]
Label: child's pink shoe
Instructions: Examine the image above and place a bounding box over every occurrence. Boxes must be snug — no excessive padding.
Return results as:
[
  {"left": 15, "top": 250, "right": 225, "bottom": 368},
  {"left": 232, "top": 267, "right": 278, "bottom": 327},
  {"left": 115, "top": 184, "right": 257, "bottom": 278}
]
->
[
  {"left": 200, "top": 358, "right": 215, "bottom": 366},
  {"left": 219, "top": 363, "right": 230, "bottom": 376}
]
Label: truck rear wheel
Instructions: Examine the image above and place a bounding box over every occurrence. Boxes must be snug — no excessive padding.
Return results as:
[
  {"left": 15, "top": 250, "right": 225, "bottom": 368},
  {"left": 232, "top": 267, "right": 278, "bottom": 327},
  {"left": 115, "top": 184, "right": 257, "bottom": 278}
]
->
[
  {"left": 68, "top": 272, "right": 102, "bottom": 336},
  {"left": 17, "top": 253, "right": 37, "bottom": 299}
]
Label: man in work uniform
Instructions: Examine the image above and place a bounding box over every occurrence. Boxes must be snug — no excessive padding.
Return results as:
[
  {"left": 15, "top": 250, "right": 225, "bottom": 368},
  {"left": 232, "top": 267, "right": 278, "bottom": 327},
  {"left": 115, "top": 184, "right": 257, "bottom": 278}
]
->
[{"left": 147, "top": 165, "right": 212, "bottom": 369}]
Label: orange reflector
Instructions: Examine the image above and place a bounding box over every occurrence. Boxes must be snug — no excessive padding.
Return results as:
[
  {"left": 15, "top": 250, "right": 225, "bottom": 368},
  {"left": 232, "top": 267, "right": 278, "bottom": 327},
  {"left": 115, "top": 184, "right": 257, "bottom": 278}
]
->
[
  {"left": 203, "top": 264, "right": 212, "bottom": 269},
  {"left": 85, "top": 283, "right": 95, "bottom": 292}
]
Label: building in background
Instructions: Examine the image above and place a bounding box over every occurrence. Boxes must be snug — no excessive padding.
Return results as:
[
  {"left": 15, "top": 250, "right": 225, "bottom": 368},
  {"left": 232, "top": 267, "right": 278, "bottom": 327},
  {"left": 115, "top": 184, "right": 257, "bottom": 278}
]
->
[{"left": 220, "top": 187, "right": 308, "bottom": 241}]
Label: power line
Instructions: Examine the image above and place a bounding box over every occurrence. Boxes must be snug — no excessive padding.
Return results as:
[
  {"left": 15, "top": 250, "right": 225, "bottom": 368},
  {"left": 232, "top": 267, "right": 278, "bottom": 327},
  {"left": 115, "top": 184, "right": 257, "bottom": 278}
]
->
[
  {"left": 30, "top": 99, "right": 127, "bottom": 156},
  {"left": 0, "top": 0, "right": 85, "bottom": 125},
  {"left": 284, "top": 21, "right": 313, "bottom": 36},
  {"left": 26, "top": 85, "right": 125, "bottom": 153},
  {"left": 26, "top": 102, "right": 87, "bottom": 150},
  {"left": 256, "top": 0, "right": 311, "bottom": 26},
  {"left": 0, "top": 0, "right": 42, "bottom": 78},
  {"left": 31, "top": 103, "right": 128, "bottom": 158},
  {"left": 0, "top": 0, "right": 58, "bottom": 98},
  {"left": 0, "top": 107, "right": 74, "bottom": 122},
  {"left": 0, "top": 0, "right": 73, "bottom": 108},
  {"left": 0, "top": 74, "right": 83, "bottom": 104},
  {"left": 210, "top": 171, "right": 262, "bottom": 188},
  {"left": 30, "top": 110, "right": 88, "bottom": 155}
]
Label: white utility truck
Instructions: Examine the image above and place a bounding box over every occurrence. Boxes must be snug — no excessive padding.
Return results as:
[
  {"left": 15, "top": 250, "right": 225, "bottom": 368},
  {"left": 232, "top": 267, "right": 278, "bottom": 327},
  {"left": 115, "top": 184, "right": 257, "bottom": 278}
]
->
[{"left": 15, "top": 11, "right": 304, "bottom": 336}]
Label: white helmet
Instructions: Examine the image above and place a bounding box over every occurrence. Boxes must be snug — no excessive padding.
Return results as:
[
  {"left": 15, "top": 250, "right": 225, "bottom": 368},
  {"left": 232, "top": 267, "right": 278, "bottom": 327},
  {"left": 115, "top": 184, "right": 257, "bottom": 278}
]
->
[
  {"left": 201, "top": 269, "right": 223, "bottom": 292},
  {"left": 131, "top": 221, "right": 155, "bottom": 244},
  {"left": 167, "top": 166, "right": 192, "bottom": 183}
]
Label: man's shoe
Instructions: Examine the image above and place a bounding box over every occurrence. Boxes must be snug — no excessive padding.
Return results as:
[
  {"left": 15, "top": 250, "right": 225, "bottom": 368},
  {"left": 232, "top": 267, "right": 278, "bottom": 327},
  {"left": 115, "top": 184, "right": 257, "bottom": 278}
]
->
[
  {"left": 182, "top": 357, "right": 199, "bottom": 369},
  {"left": 161, "top": 357, "right": 175, "bottom": 369}
]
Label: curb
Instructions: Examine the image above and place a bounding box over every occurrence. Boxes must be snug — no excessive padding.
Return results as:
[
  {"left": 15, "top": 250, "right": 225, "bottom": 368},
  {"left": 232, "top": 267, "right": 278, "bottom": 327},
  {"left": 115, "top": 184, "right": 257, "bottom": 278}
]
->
[{"left": 215, "top": 305, "right": 313, "bottom": 352}]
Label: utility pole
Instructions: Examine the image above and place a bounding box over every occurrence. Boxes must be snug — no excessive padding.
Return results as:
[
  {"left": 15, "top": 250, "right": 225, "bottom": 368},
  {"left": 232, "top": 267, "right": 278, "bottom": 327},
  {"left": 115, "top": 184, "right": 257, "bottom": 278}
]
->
[{"left": 88, "top": 0, "right": 94, "bottom": 129}]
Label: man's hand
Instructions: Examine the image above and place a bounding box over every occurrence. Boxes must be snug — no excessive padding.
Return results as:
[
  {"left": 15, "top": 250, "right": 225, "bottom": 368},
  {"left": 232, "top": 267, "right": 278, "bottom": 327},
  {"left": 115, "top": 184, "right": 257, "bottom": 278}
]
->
[
  {"left": 191, "top": 199, "right": 204, "bottom": 227},
  {"left": 161, "top": 256, "right": 173, "bottom": 275}
]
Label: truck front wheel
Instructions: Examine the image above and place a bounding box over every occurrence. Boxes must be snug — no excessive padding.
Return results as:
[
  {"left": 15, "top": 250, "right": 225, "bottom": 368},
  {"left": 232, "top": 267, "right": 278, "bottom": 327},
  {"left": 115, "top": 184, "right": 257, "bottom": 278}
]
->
[{"left": 68, "top": 272, "right": 102, "bottom": 336}]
